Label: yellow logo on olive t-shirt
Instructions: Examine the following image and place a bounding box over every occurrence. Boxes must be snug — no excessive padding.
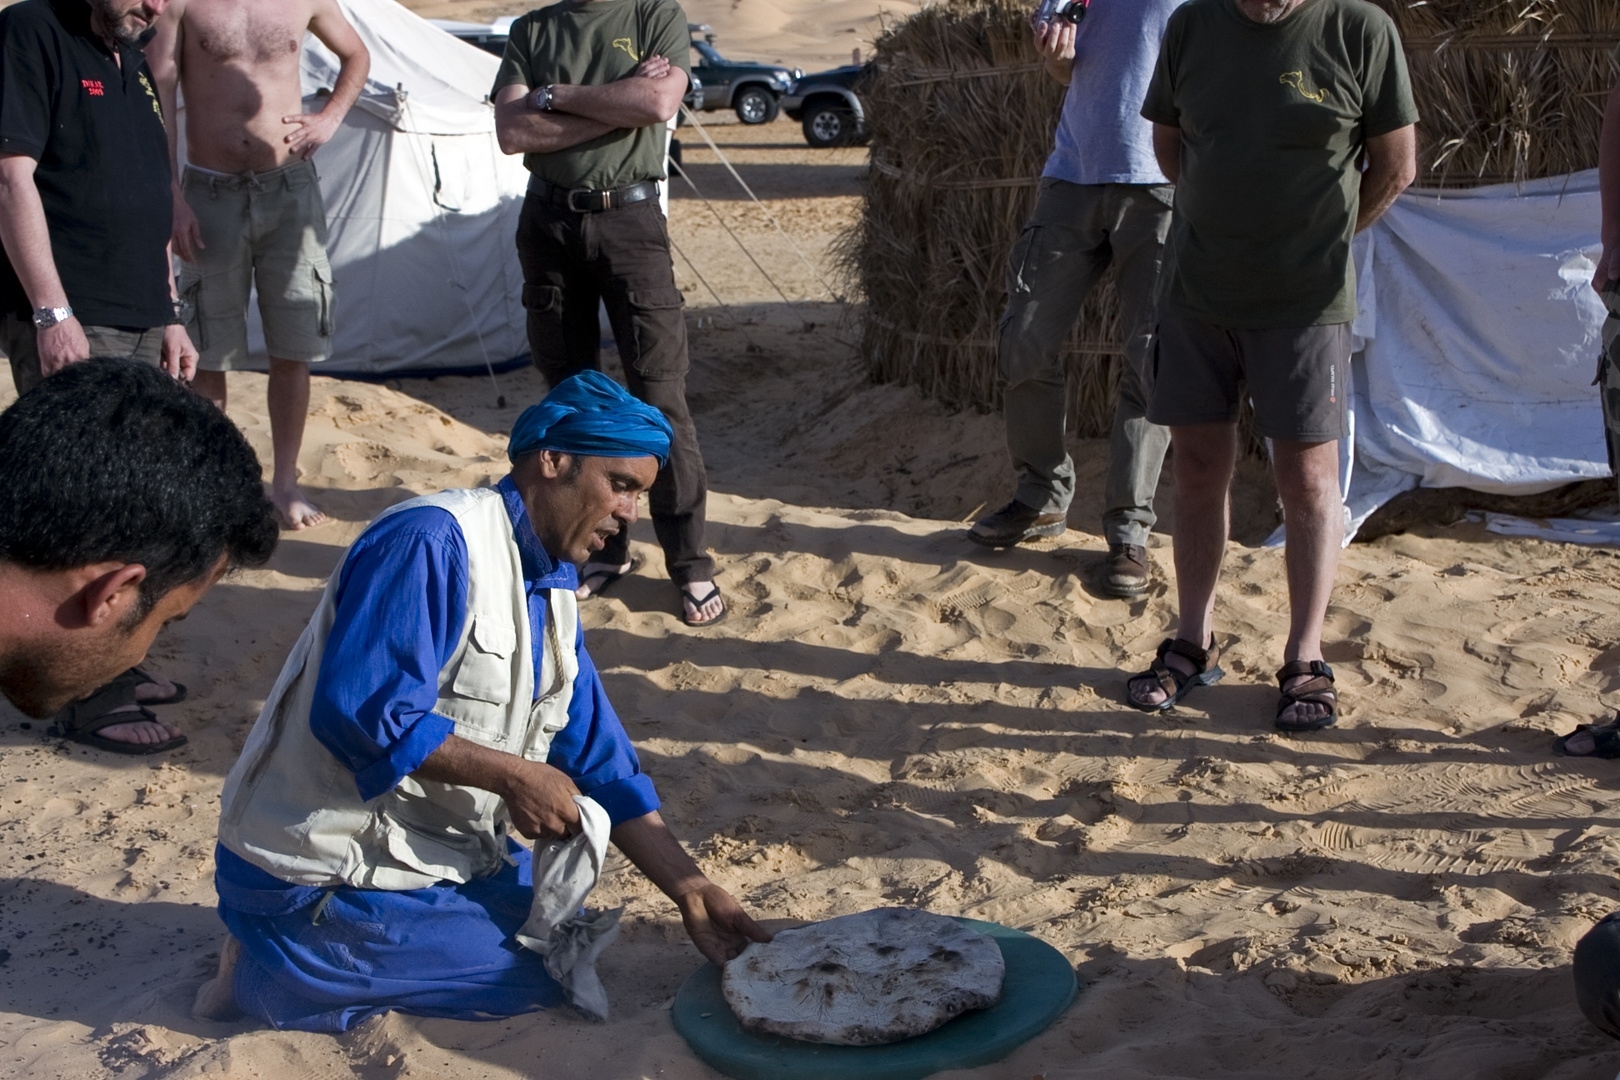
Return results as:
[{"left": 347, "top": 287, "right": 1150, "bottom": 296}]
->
[
  {"left": 612, "top": 38, "right": 640, "bottom": 61},
  {"left": 1279, "top": 71, "right": 1326, "bottom": 103}
]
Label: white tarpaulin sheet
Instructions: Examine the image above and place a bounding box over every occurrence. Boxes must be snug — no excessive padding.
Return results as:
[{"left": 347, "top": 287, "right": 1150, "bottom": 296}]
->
[{"left": 1337, "top": 169, "right": 1611, "bottom": 538}]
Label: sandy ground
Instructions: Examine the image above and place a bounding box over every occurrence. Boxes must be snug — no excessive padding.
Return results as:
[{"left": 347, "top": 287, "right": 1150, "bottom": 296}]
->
[{"left": 4, "top": 6, "right": 1620, "bottom": 1078}]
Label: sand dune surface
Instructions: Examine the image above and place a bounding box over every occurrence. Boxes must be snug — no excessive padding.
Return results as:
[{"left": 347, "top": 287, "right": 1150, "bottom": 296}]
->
[{"left": 1, "top": 10, "right": 1620, "bottom": 1080}]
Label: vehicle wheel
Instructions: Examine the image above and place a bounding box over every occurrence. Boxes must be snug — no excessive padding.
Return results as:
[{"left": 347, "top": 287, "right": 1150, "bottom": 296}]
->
[
  {"left": 733, "top": 86, "right": 779, "bottom": 125},
  {"left": 803, "top": 104, "right": 856, "bottom": 148}
]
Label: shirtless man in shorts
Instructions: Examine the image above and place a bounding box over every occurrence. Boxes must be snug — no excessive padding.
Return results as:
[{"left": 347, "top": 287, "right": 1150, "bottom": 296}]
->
[{"left": 147, "top": 0, "right": 368, "bottom": 530}]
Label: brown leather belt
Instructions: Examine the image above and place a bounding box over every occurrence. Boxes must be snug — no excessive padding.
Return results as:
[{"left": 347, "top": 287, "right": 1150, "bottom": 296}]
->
[{"left": 527, "top": 175, "right": 659, "bottom": 212}]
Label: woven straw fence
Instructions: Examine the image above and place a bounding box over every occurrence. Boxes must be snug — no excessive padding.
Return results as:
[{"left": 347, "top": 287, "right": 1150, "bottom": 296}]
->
[{"left": 837, "top": 0, "right": 1620, "bottom": 437}]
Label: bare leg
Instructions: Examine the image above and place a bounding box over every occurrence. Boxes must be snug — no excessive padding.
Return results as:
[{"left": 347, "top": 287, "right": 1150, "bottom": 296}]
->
[
  {"left": 191, "top": 369, "right": 227, "bottom": 411},
  {"left": 1271, "top": 438, "right": 1343, "bottom": 725},
  {"left": 1128, "top": 423, "right": 1237, "bottom": 708},
  {"left": 193, "top": 933, "right": 243, "bottom": 1021},
  {"left": 267, "top": 357, "right": 325, "bottom": 530}
]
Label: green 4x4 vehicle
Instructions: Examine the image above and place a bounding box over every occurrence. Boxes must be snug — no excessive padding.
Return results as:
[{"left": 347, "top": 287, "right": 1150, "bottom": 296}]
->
[{"left": 687, "top": 24, "right": 801, "bottom": 125}]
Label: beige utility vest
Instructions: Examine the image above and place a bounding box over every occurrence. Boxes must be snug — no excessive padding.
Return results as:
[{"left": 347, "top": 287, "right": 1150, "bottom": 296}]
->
[{"left": 217, "top": 487, "right": 580, "bottom": 890}]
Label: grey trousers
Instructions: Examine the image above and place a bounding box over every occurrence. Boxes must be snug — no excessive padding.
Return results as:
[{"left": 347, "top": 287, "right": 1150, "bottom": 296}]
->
[
  {"left": 2, "top": 313, "right": 164, "bottom": 396},
  {"left": 997, "top": 179, "right": 1173, "bottom": 546}
]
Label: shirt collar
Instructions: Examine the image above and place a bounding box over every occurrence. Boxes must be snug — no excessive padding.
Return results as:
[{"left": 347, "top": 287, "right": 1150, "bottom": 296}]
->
[
  {"left": 497, "top": 475, "right": 577, "bottom": 589},
  {"left": 56, "top": 0, "right": 125, "bottom": 59}
]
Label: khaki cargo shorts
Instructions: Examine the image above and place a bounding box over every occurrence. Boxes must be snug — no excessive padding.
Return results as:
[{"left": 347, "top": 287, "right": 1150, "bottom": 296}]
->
[
  {"left": 177, "top": 159, "right": 336, "bottom": 370},
  {"left": 1598, "top": 280, "right": 1620, "bottom": 478}
]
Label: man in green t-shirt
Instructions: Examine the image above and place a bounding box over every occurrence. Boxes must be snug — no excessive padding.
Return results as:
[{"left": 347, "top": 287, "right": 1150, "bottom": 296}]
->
[
  {"left": 1124, "top": 0, "right": 1416, "bottom": 732},
  {"left": 493, "top": 0, "right": 726, "bottom": 629}
]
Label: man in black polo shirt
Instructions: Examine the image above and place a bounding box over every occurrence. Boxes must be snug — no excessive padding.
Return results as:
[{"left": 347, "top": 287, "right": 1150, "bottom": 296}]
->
[
  {"left": 494, "top": 0, "right": 726, "bottom": 629},
  {"left": 0, "top": 0, "right": 196, "bottom": 396}
]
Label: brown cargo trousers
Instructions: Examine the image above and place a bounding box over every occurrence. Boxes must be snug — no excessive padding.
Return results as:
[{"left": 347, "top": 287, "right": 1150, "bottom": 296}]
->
[{"left": 515, "top": 194, "right": 715, "bottom": 586}]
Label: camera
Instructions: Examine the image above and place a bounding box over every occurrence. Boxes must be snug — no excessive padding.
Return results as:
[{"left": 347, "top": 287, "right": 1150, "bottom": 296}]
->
[{"left": 1035, "top": 0, "right": 1088, "bottom": 25}]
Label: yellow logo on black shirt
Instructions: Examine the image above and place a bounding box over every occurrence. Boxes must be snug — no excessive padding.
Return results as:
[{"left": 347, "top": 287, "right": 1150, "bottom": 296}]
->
[
  {"left": 612, "top": 38, "right": 640, "bottom": 61},
  {"left": 1279, "top": 71, "right": 1326, "bottom": 103},
  {"left": 137, "top": 71, "right": 164, "bottom": 125}
]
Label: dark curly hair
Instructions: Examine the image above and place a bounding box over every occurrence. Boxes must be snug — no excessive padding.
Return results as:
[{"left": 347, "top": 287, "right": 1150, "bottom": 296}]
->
[{"left": 0, "top": 360, "right": 278, "bottom": 616}]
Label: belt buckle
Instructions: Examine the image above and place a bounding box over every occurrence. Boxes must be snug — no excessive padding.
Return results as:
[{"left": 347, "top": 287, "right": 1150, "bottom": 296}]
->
[{"left": 567, "top": 188, "right": 611, "bottom": 212}]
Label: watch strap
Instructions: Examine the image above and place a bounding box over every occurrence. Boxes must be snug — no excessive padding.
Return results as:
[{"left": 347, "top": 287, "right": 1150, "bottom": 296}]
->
[{"left": 31, "top": 305, "right": 72, "bottom": 329}]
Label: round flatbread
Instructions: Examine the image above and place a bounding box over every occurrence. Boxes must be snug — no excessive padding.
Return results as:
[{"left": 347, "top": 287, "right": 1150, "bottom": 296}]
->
[{"left": 721, "top": 908, "right": 1005, "bottom": 1046}]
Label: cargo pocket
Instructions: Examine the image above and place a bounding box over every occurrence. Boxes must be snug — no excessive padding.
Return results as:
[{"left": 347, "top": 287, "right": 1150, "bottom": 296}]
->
[
  {"left": 313, "top": 263, "right": 336, "bottom": 338},
  {"left": 449, "top": 614, "right": 515, "bottom": 708},
  {"left": 178, "top": 277, "right": 205, "bottom": 351},
  {"left": 522, "top": 283, "right": 562, "bottom": 314},
  {"left": 626, "top": 287, "right": 687, "bottom": 377}
]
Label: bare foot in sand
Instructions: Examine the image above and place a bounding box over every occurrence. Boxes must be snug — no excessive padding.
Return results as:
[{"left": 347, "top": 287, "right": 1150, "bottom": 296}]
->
[
  {"left": 270, "top": 484, "right": 327, "bottom": 531},
  {"left": 193, "top": 934, "right": 243, "bottom": 1021}
]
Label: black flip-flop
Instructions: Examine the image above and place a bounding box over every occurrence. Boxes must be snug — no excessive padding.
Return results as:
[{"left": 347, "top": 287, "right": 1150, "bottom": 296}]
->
[
  {"left": 1275, "top": 660, "right": 1338, "bottom": 732},
  {"left": 49, "top": 692, "right": 187, "bottom": 756},
  {"left": 679, "top": 584, "right": 728, "bottom": 628},
  {"left": 1554, "top": 720, "right": 1620, "bottom": 758},
  {"left": 576, "top": 557, "right": 640, "bottom": 600}
]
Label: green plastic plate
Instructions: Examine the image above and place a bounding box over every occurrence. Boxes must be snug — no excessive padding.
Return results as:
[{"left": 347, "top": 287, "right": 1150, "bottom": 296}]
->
[{"left": 670, "top": 918, "right": 1078, "bottom": 1080}]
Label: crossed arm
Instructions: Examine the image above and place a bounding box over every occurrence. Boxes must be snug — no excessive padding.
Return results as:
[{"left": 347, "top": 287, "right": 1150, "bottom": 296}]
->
[
  {"left": 415, "top": 733, "right": 771, "bottom": 967},
  {"left": 494, "top": 55, "right": 688, "bottom": 157}
]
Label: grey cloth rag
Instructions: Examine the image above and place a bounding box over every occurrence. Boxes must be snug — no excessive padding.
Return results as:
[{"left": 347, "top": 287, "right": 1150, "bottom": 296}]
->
[{"left": 515, "top": 794, "right": 622, "bottom": 1020}]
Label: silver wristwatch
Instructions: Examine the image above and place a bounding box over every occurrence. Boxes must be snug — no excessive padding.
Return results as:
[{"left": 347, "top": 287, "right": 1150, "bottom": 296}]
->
[
  {"left": 532, "top": 84, "right": 556, "bottom": 112},
  {"left": 31, "top": 305, "right": 72, "bottom": 329}
]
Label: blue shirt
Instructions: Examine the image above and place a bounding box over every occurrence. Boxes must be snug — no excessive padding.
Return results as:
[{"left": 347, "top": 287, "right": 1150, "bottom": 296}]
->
[
  {"left": 217, "top": 477, "right": 659, "bottom": 912},
  {"left": 1042, "top": 0, "right": 1186, "bottom": 186}
]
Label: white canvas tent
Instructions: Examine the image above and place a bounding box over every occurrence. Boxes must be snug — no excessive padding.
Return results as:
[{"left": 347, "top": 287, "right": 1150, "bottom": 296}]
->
[{"left": 219, "top": 0, "right": 531, "bottom": 375}]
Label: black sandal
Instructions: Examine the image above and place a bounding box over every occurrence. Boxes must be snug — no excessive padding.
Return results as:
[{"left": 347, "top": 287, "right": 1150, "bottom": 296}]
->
[
  {"left": 1553, "top": 718, "right": 1620, "bottom": 758},
  {"left": 127, "top": 665, "right": 186, "bottom": 705},
  {"left": 1274, "top": 660, "right": 1338, "bottom": 732},
  {"left": 49, "top": 681, "right": 187, "bottom": 755},
  {"left": 1126, "top": 636, "right": 1224, "bottom": 713}
]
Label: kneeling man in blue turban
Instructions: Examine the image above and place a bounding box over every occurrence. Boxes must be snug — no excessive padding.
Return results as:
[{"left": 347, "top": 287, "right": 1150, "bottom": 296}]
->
[{"left": 199, "top": 372, "right": 770, "bottom": 1031}]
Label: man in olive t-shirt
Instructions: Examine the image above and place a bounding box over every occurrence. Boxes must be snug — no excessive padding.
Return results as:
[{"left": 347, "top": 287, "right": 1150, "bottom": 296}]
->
[
  {"left": 1123, "top": 0, "right": 1416, "bottom": 732},
  {"left": 493, "top": 0, "right": 726, "bottom": 629}
]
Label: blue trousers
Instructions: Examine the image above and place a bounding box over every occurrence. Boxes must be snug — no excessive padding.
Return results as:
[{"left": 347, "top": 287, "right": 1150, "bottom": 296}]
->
[{"left": 220, "top": 845, "right": 566, "bottom": 1032}]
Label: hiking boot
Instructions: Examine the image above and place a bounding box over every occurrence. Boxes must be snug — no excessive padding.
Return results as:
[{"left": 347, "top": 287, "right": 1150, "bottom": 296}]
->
[
  {"left": 968, "top": 500, "right": 1067, "bottom": 547},
  {"left": 1102, "top": 543, "right": 1151, "bottom": 597}
]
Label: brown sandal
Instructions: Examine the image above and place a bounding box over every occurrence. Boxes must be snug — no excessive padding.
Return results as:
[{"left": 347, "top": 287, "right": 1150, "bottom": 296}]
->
[
  {"left": 1126, "top": 636, "right": 1224, "bottom": 713},
  {"left": 1274, "top": 660, "right": 1338, "bottom": 732}
]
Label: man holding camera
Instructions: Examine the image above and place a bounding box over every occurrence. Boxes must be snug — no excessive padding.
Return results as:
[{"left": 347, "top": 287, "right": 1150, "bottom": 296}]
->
[{"left": 969, "top": 0, "right": 1186, "bottom": 601}]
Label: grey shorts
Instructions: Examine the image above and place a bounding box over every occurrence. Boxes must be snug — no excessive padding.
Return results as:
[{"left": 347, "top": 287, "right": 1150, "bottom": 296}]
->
[
  {"left": 177, "top": 160, "right": 336, "bottom": 371},
  {"left": 1147, "top": 312, "right": 1351, "bottom": 442},
  {"left": 1, "top": 314, "right": 164, "bottom": 396}
]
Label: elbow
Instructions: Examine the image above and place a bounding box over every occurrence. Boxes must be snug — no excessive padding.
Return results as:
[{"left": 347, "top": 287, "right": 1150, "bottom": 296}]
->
[{"left": 494, "top": 121, "right": 523, "bottom": 157}]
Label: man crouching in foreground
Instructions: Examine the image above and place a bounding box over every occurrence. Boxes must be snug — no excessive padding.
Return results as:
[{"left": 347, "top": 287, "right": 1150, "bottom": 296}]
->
[
  {"left": 0, "top": 360, "right": 277, "bottom": 738},
  {"left": 199, "top": 371, "right": 769, "bottom": 1031}
]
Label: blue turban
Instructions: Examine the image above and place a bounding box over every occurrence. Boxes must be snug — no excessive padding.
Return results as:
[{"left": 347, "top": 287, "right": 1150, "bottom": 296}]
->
[{"left": 508, "top": 371, "right": 673, "bottom": 466}]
